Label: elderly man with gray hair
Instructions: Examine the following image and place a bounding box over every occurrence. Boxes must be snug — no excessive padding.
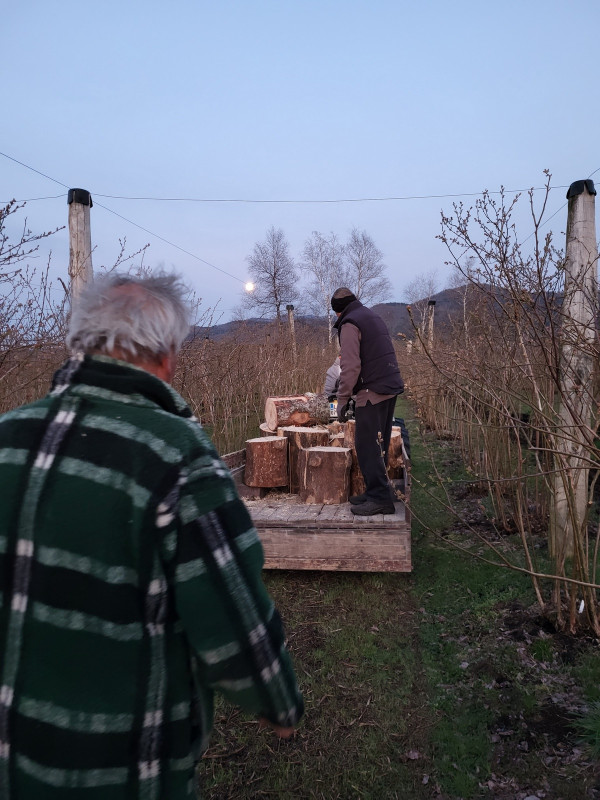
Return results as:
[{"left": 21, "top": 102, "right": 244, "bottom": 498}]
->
[{"left": 0, "top": 273, "right": 303, "bottom": 799}]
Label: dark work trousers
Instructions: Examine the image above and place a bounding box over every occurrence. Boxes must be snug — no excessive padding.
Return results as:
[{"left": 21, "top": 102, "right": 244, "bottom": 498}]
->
[{"left": 354, "top": 396, "right": 397, "bottom": 504}]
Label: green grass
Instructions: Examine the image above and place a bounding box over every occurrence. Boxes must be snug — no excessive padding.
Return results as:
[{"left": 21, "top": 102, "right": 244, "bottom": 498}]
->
[{"left": 573, "top": 702, "right": 600, "bottom": 757}]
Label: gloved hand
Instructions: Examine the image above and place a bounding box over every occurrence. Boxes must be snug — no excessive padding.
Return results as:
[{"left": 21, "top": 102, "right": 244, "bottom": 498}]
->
[{"left": 338, "top": 402, "right": 349, "bottom": 422}]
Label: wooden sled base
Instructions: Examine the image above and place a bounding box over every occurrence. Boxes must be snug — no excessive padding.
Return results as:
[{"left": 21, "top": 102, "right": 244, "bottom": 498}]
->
[{"left": 244, "top": 496, "right": 411, "bottom": 572}]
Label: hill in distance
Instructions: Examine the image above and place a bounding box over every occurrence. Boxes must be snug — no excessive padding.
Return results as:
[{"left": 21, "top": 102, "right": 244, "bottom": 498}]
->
[{"left": 190, "top": 287, "right": 470, "bottom": 342}]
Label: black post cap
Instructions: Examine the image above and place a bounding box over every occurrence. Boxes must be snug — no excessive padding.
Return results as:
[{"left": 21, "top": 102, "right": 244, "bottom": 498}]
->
[
  {"left": 566, "top": 179, "right": 596, "bottom": 200},
  {"left": 67, "top": 188, "right": 93, "bottom": 207}
]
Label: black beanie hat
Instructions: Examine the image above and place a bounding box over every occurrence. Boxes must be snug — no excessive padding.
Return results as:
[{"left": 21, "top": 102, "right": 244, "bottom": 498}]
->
[{"left": 331, "top": 291, "right": 357, "bottom": 313}]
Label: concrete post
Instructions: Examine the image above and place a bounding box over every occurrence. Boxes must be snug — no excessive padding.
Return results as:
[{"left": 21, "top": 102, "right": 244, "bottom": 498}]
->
[
  {"left": 286, "top": 304, "right": 297, "bottom": 365},
  {"left": 426, "top": 299, "right": 436, "bottom": 351},
  {"left": 550, "top": 179, "right": 598, "bottom": 559},
  {"left": 68, "top": 188, "right": 93, "bottom": 299}
]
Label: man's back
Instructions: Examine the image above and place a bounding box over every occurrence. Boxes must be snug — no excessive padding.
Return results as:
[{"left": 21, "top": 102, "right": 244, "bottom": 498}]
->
[{"left": 0, "top": 354, "right": 302, "bottom": 798}]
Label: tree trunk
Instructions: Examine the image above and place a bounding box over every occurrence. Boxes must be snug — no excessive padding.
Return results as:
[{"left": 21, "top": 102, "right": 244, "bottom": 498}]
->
[
  {"left": 298, "top": 447, "right": 352, "bottom": 504},
  {"left": 265, "top": 394, "right": 330, "bottom": 431},
  {"left": 244, "top": 436, "right": 288, "bottom": 488}
]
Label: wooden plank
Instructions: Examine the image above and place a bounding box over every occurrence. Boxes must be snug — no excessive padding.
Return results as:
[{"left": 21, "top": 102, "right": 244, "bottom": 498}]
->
[
  {"left": 222, "top": 449, "right": 246, "bottom": 470},
  {"left": 248, "top": 503, "right": 285, "bottom": 521},
  {"left": 247, "top": 500, "right": 406, "bottom": 526},
  {"left": 258, "top": 528, "right": 410, "bottom": 558},
  {"left": 316, "top": 504, "right": 347, "bottom": 522},
  {"left": 263, "top": 557, "right": 410, "bottom": 572},
  {"left": 258, "top": 527, "right": 411, "bottom": 572}
]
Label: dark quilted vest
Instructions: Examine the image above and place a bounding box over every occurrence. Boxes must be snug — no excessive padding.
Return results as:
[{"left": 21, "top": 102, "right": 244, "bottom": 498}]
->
[{"left": 335, "top": 300, "right": 404, "bottom": 395}]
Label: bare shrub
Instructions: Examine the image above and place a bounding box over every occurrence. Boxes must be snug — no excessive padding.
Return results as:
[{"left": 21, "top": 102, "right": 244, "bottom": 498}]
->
[
  {"left": 174, "top": 321, "right": 336, "bottom": 454},
  {"left": 404, "top": 174, "right": 600, "bottom": 635},
  {"left": 0, "top": 201, "right": 68, "bottom": 412}
]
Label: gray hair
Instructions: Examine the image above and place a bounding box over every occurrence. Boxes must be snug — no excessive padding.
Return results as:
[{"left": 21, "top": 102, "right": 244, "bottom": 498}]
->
[{"left": 67, "top": 272, "right": 191, "bottom": 359}]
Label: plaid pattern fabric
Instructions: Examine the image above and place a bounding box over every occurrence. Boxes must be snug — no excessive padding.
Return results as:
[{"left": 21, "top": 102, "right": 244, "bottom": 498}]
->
[{"left": 0, "top": 355, "right": 303, "bottom": 799}]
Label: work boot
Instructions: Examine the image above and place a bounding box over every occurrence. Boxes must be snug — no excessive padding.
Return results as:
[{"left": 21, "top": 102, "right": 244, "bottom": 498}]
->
[
  {"left": 350, "top": 500, "right": 395, "bottom": 516},
  {"left": 349, "top": 493, "right": 368, "bottom": 505}
]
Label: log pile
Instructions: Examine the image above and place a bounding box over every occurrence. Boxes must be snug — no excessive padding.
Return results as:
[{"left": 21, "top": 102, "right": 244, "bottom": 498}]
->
[{"left": 229, "top": 394, "right": 408, "bottom": 505}]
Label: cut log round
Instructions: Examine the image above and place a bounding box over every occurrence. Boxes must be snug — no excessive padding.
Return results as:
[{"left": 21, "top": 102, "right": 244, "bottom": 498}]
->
[
  {"left": 278, "top": 426, "right": 330, "bottom": 493},
  {"left": 265, "top": 394, "right": 330, "bottom": 431},
  {"left": 259, "top": 421, "right": 276, "bottom": 436},
  {"left": 298, "top": 446, "right": 352, "bottom": 504},
  {"left": 244, "top": 436, "right": 288, "bottom": 488}
]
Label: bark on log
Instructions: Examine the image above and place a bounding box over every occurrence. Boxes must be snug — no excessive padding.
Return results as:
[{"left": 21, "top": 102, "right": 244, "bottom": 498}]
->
[
  {"left": 244, "top": 436, "right": 288, "bottom": 488},
  {"left": 350, "top": 450, "right": 366, "bottom": 497},
  {"left": 337, "top": 420, "right": 365, "bottom": 495},
  {"left": 328, "top": 421, "right": 344, "bottom": 436},
  {"left": 343, "top": 419, "right": 357, "bottom": 449},
  {"left": 265, "top": 394, "right": 330, "bottom": 431},
  {"left": 387, "top": 430, "right": 404, "bottom": 478},
  {"left": 298, "top": 447, "right": 352, "bottom": 504},
  {"left": 278, "top": 426, "right": 330, "bottom": 493}
]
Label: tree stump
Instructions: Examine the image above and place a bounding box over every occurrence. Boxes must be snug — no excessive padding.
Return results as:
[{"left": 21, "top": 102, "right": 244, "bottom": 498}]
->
[
  {"left": 278, "top": 426, "right": 330, "bottom": 493},
  {"left": 298, "top": 447, "right": 352, "bottom": 504},
  {"left": 244, "top": 436, "right": 288, "bottom": 488},
  {"left": 265, "top": 394, "right": 330, "bottom": 431}
]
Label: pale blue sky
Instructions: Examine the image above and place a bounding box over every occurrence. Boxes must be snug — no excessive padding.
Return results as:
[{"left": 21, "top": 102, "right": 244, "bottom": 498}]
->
[{"left": 2, "top": 0, "right": 599, "bottom": 320}]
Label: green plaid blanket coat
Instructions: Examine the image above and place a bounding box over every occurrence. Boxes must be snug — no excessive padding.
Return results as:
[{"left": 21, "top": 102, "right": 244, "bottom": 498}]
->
[{"left": 0, "top": 355, "right": 303, "bottom": 799}]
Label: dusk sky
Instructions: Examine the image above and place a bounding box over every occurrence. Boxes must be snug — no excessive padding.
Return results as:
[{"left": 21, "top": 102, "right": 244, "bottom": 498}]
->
[{"left": 2, "top": 1, "right": 599, "bottom": 322}]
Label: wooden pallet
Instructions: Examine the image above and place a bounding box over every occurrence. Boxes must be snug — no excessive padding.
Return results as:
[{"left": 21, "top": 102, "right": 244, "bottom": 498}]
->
[
  {"left": 222, "top": 447, "right": 412, "bottom": 573},
  {"left": 245, "top": 497, "right": 410, "bottom": 572}
]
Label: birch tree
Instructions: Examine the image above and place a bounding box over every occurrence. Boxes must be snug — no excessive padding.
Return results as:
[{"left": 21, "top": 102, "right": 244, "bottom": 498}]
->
[
  {"left": 242, "top": 226, "right": 298, "bottom": 322},
  {"left": 301, "top": 231, "right": 347, "bottom": 341},
  {"left": 344, "top": 228, "right": 392, "bottom": 305}
]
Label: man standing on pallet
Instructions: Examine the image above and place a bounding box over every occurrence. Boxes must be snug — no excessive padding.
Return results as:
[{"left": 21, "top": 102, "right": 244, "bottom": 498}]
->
[
  {"left": 332, "top": 287, "right": 404, "bottom": 516},
  {"left": 0, "top": 272, "right": 303, "bottom": 799}
]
